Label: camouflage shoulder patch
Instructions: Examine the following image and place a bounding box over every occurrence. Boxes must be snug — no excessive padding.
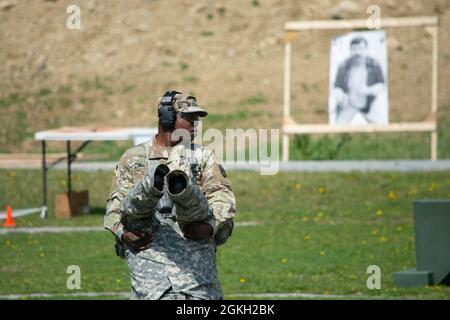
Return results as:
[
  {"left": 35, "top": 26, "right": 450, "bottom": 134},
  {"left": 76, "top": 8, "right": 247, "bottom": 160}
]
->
[{"left": 119, "top": 144, "right": 148, "bottom": 171}]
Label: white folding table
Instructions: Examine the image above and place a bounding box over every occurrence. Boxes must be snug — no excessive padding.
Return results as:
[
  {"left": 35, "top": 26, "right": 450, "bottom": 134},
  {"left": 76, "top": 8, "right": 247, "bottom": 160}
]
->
[{"left": 34, "top": 127, "right": 157, "bottom": 218}]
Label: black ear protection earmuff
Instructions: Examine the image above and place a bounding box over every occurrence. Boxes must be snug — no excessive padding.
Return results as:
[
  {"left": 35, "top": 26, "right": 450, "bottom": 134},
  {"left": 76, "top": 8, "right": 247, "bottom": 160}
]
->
[{"left": 158, "top": 90, "right": 181, "bottom": 131}]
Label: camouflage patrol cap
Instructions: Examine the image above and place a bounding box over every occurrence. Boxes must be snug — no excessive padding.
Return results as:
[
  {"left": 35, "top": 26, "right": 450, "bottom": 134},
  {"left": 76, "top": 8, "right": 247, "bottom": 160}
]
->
[{"left": 157, "top": 92, "right": 208, "bottom": 117}]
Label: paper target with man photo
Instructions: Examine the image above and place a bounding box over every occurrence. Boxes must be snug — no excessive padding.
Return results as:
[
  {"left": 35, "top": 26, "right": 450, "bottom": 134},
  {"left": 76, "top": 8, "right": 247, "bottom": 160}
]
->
[{"left": 329, "top": 30, "right": 389, "bottom": 125}]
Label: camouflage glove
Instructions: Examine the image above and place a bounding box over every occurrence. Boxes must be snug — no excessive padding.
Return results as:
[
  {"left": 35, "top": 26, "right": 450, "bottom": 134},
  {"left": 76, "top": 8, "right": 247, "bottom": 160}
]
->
[
  {"left": 165, "top": 168, "right": 211, "bottom": 225},
  {"left": 121, "top": 163, "right": 170, "bottom": 231}
]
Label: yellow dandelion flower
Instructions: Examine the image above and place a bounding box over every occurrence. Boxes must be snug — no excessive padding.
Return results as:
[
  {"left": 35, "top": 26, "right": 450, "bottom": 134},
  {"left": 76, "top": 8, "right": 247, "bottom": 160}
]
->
[
  {"left": 304, "top": 235, "right": 311, "bottom": 241},
  {"left": 281, "top": 258, "right": 288, "bottom": 264},
  {"left": 407, "top": 189, "right": 418, "bottom": 197},
  {"left": 295, "top": 183, "right": 302, "bottom": 190},
  {"left": 9, "top": 171, "right": 16, "bottom": 177},
  {"left": 320, "top": 251, "right": 325, "bottom": 256},
  {"left": 375, "top": 210, "right": 383, "bottom": 217},
  {"left": 239, "top": 277, "right": 246, "bottom": 283},
  {"left": 428, "top": 182, "right": 438, "bottom": 192},
  {"left": 388, "top": 191, "right": 398, "bottom": 201},
  {"left": 379, "top": 236, "right": 387, "bottom": 242},
  {"left": 5, "top": 240, "right": 11, "bottom": 246},
  {"left": 318, "top": 187, "right": 326, "bottom": 194}
]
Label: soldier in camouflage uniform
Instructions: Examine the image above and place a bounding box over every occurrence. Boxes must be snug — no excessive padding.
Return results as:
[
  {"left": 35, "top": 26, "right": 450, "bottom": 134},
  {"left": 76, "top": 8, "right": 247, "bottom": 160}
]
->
[{"left": 104, "top": 91, "right": 236, "bottom": 300}]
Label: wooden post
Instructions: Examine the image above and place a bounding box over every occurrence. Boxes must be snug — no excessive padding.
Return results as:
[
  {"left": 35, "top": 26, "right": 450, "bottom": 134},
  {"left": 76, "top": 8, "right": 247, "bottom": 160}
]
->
[
  {"left": 426, "top": 24, "right": 439, "bottom": 161},
  {"left": 285, "top": 16, "right": 438, "bottom": 31},
  {"left": 283, "top": 41, "right": 292, "bottom": 162},
  {"left": 282, "top": 134, "right": 289, "bottom": 162},
  {"left": 430, "top": 25, "right": 439, "bottom": 161}
]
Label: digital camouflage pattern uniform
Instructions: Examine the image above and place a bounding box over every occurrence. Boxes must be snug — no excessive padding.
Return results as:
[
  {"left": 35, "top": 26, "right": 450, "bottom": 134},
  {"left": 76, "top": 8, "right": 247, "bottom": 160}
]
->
[{"left": 105, "top": 134, "right": 236, "bottom": 299}]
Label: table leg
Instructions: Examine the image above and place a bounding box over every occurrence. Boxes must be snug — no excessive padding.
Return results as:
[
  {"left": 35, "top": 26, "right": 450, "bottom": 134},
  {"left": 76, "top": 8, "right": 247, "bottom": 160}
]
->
[
  {"left": 67, "top": 141, "right": 72, "bottom": 195},
  {"left": 40, "top": 140, "right": 48, "bottom": 219}
]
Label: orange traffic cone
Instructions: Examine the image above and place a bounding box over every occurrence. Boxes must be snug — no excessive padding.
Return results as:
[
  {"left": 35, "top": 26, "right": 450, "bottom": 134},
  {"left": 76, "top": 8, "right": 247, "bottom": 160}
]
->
[{"left": 3, "top": 206, "right": 16, "bottom": 227}]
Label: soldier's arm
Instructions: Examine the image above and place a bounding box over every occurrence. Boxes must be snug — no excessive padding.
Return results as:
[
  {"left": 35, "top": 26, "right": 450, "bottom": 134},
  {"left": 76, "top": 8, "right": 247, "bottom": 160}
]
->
[
  {"left": 202, "top": 151, "right": 237, "bottom": 245},
  {"left": 120, "top": 163, "right": 165, "bottom": 222},
  {"left": 165, "top": 145, "right": 211, "bottom": 224},
  {"left": 166, "top": 168, "right": 211, "bottom": 224},
  {"left": 104, "top": 162, "right": 130, "bottom": 240},
  {"left": 104, "top": 153, "right": 164, "bottom": 238}
]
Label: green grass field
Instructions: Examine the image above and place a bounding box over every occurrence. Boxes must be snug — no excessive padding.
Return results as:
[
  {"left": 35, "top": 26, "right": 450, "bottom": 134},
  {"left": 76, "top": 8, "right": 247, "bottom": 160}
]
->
[{"left": 0, "top": 169, "right": 449, "bottom": 299}]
